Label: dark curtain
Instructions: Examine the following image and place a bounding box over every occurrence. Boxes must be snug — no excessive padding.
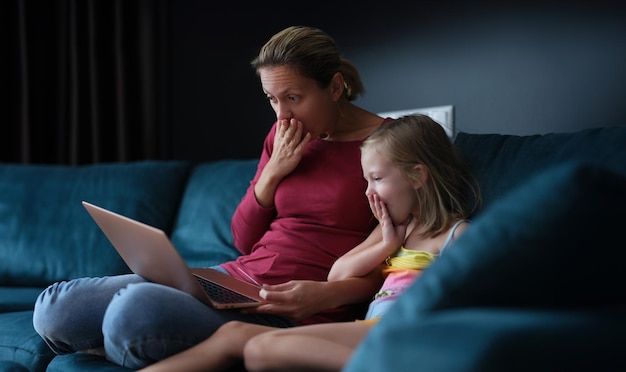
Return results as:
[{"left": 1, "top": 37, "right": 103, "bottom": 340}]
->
[{"left": 2, "top": 0, "right": 171, "bottom": 165}]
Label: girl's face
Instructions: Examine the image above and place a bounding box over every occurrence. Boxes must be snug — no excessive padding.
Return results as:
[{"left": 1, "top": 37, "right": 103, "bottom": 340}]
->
[
  {"left": 361, "top": 147, "right": 418, "bottom": 225},
  {"left": 259, "top": 65, "right": 338, "bottom": 139}
]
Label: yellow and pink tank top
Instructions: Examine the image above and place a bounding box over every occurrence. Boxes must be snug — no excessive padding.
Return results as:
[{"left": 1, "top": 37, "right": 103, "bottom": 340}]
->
[{"left": 361, "top": 219, "right": 467, "bottom": 325}]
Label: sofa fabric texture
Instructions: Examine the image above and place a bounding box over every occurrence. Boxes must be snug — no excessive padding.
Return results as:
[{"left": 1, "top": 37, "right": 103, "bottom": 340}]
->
[
  {"left": 0, "top": 126, "right": 624, "bottom": 371},
  {"left": 0, "top": 161, "right": 190, "bottom": 287}
]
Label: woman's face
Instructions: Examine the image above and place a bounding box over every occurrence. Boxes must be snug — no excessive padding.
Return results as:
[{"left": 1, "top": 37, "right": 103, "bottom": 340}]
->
[
  {"left": 259, "top": 65, "right": 337, "bottom": 139},
  {"left": 361, "top": 147, "right": 417, "bottom": 225}
]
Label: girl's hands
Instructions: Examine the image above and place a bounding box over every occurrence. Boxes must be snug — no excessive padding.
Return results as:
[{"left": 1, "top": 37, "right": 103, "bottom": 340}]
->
[{"left": 368, "top": 194, "right": 409, "bottom": 250}]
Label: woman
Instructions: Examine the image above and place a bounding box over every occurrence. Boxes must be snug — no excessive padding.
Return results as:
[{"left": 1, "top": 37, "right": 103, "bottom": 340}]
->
[{"left": 32, "top": 25, "right": 388, "bottom": 369}]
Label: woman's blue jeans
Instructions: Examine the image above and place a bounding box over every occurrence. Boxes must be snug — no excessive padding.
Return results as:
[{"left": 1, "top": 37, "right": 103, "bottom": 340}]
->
[{"left": 32, "top": 272, "right": 295, "bottom": 369}]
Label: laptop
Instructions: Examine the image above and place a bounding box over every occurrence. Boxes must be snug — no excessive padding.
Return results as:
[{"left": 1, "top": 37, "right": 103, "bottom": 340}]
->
[{"left": 82, "top": 201, "right": 264, "bottom": 309}]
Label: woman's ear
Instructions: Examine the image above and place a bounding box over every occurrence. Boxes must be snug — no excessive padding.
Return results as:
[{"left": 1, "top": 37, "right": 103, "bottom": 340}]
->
[
  {"left": 329, "top": 72, "right": 345, "bottom": 102},
  {"left": 412, "top": 164, "right": 429, "bottom": 189}
]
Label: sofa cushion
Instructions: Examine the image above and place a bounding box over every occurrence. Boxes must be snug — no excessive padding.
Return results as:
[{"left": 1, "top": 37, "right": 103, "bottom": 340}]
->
[
  {"left": 344, "top": 161, "right": 626, "bottom": 371},
  {"left": 46, "top": 353, "right": 133, "bottom": 371},
  {"left": 0, "top": 287, "right": 46, "bottom": 312},
  {"left": 171, "top": 159, "right": 258, "bottom": 267},
  {"left": 454, "top": 126, "right": 626, "bottom": 214},
  {"left": 0, "top": 311, "right": 56, "bottom": 371},
  {"left": 0, "top": 161, "right": 190, "bottom": 286},
  {"left": 414, "top": 161, "right": 626, "bottom": 310},
  {"left": 0, "top": 361, "right": 30, "bottom": 372},
  {"left": 345, "top": 307, "right": 626, "bottom": 372}
]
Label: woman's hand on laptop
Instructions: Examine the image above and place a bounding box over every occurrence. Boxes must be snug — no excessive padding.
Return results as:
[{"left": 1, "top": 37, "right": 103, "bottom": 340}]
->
[
  {"left": 241, "top": 273, "right": 381, "bottom": 321},
  {"left": 240, "top": 280, "right": 333, "bottom": 321}
]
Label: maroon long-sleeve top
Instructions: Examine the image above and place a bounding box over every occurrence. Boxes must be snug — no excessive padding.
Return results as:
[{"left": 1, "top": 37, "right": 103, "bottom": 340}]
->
[{"left": 220, "top": 121, "right": 380, "bottom": 324}]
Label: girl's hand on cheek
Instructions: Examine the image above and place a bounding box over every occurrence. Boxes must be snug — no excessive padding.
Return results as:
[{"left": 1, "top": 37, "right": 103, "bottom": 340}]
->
[
  {"left": 379, "top": 200, "right": 407, "bottom": 248},
  {"left": 368, "top": 194, "right": 384, "bottom": 221}
]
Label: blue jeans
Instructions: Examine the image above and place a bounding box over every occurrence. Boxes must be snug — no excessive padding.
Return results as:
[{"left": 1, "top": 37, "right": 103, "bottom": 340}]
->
[{"left": 32, "top": 271, "right": 296, "bottom": 369}]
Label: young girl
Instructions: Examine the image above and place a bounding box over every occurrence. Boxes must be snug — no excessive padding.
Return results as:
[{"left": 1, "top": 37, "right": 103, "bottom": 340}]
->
[{"left": 139, "top": 114, "right": 481, "bottom": 372}]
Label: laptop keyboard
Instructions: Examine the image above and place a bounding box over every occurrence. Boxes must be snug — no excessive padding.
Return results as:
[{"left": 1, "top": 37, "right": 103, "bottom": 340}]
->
[{"left": 196, "top": 276, "right": 258, "bottom": 304}]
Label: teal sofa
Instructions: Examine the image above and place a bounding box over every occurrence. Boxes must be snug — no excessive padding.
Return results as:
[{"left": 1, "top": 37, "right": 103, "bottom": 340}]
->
[{"left": 1, "top": 126, "right": 625, "bottom": 371}]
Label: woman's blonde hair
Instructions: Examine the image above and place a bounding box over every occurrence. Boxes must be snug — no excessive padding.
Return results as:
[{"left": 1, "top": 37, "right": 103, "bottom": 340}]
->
[
  {"left": 251, "top": 26, "right": 364, "bottom": 101},
  {"left": 362, "top": 114, "right": 481, "bottom": 237}
]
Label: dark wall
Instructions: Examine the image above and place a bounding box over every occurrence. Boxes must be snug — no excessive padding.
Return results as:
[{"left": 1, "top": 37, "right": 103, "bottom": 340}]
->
[
  {"left": 350, "top": 2, "right": 626, "bottom": 137},
  {"left": 171, "top": 2, "right": 626, "bottom": 163}
]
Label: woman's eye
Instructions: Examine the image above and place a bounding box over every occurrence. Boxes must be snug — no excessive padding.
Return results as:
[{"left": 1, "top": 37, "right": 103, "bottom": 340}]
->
[{"left": 288, "top": 96, "right": 298, "bottom": 102}]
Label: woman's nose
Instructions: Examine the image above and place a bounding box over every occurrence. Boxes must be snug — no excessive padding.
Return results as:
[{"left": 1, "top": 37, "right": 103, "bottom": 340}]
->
[{"left": 276, "top": 104, "right": 293, "bottom": 120}]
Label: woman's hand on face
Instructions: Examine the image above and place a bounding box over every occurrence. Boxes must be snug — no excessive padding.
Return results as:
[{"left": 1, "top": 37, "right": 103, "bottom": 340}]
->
[
  {"left": 266, "top": 119, "right": 311, "bottom": 180},
  {"left": 369, "top": 194, "right": 407, "bottom": 248},
  {"left": 241, "top": 280, "right": 329, "bottom": 321}
]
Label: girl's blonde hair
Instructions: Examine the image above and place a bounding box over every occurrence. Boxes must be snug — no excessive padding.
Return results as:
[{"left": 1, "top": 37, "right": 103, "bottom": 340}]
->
[
  {"left": 362, "top": 114, "right": 481, "bottom": 237},
  {"left": 251, "top": 25, "right": 364, "bottom": 101}
]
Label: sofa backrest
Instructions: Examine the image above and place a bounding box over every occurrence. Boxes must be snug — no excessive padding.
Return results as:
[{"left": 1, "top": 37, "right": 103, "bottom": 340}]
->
[
  {"left": 453, "top": 126, "right": 626, "bottom": 216},
  {"left": 0, "top": 161, "right": 190, "bottom": 286},
  {"left": 171, "top": 159, "right": 259, "bottom": 268}
]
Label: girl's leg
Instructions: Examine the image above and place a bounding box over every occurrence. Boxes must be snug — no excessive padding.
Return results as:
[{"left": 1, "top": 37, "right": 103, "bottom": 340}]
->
[
  {"left": 32, "top": 274, "right": 145, "bottom": 354},
  {"left": 243, "top": 321, "right": 372, "bottom": 372},
  {"left": 137, "top": 321, "right": 277, "bottom": 372}
]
